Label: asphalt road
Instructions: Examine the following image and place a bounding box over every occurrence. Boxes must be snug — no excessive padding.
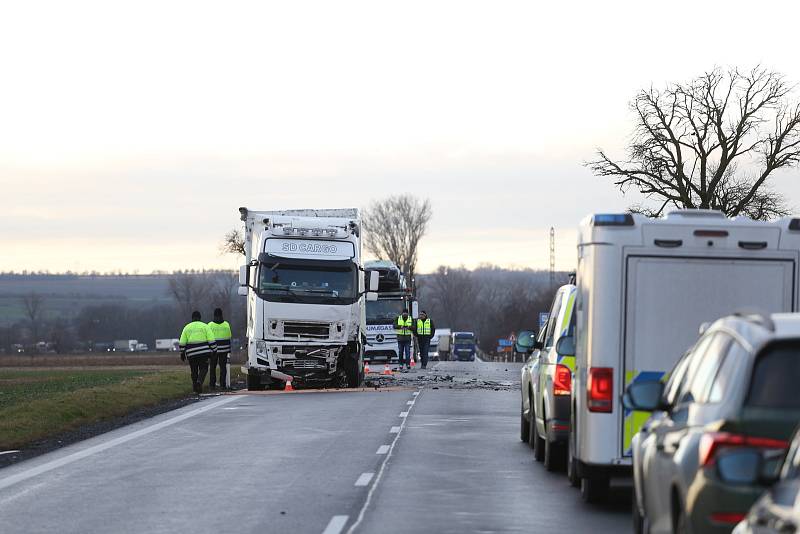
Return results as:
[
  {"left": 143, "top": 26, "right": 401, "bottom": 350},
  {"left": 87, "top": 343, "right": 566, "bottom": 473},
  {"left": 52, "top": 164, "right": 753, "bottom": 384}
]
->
[{"left": 0, "top": 361, "right": 630, "bottom": 534}]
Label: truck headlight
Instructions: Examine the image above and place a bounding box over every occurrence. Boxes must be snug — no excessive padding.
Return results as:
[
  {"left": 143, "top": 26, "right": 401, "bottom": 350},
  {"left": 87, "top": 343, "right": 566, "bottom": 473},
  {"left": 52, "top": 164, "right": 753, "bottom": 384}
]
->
[{"left": 256, "top": 341, "right": 267, "bottom": 355}]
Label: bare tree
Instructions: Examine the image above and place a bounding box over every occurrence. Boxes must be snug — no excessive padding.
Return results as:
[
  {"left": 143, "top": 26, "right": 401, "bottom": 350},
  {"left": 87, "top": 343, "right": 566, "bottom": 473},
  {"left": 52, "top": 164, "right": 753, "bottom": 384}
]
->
[
  {"left": 363, "top": 194, "right": 432, "bottom": 279},
  {"left": 21, "top": 292, "right": 45, "bottom": 343},
  {"left": 168, "top": 273, "right": 211, "bottom": 319},
  {"left": 425, "top": 266, "right": 479, "bottom": 331},
  {"left": 208, "top": 271, "right": 238, "bottom": 320},
  {"left": 588, "top": 67, "right": 800, "bottom": 219},
  {"left": 221, "top": 228, "right": 246, "bottom": 256}
]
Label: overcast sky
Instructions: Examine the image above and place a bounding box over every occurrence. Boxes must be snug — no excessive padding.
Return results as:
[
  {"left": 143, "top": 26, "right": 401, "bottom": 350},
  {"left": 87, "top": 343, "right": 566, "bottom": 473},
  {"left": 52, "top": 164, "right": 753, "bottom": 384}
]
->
[{"left": 2, "top": 0, "right": 800, "bottom": 274}]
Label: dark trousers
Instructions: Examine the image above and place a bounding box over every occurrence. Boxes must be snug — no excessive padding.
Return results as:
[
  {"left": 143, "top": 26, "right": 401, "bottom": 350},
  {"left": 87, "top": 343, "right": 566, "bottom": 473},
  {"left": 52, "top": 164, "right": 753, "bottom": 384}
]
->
[
  {"left": 189, "top": 356, "right": 209, "bottom": 387},
  {"left": 418, "top": 337, "right": 431, "bottom": 367},
  {"left": 397, "top": 338, "right": 411, "bottom": 366},
  {"left": 209, "top": 351, "right": 229, "bottom": 387}
]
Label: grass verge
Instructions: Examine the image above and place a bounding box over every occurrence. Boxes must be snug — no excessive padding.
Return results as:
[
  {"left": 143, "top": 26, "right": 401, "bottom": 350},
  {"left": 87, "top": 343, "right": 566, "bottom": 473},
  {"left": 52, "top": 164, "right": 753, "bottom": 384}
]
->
[{"left": 0, "top": 368, "right": 193, "bottom": 450}]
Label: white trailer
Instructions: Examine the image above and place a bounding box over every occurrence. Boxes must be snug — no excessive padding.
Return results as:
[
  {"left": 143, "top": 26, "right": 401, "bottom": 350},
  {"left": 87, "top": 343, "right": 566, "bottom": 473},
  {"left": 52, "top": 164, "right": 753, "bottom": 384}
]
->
[
  {"left": 155, "top": 338, "right": 180, "bottom": 351},
  {"left": 114, "top": 339, "right": 137, "bottom": 352},
  {"left": 571, "top": 210, "right": 800, "bottom": 501},
  {"left": 238, "top": 208, "right": 378, "bottom": 389}
]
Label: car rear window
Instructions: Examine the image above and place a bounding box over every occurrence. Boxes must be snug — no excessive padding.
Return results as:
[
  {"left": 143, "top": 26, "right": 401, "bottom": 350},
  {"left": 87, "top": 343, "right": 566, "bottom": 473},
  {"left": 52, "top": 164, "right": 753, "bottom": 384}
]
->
[{"left": 746, "top": 341, "right": 800, "bottom": 410}]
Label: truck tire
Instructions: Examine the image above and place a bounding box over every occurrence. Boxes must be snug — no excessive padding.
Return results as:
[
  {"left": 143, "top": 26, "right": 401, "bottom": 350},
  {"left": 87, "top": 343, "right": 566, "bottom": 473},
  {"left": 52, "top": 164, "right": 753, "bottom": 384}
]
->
[
  {"left": 544, "top": 433, "right": 566, "bottom": 472},
  {"left": 247, "top": 372, "right": 264, "bottom": 391},
  {"left": 520, "top": 402, "right": 531, "bottom": 442},
  {"left": 580, "top": 475, "right": 609, "bottom": 504}
]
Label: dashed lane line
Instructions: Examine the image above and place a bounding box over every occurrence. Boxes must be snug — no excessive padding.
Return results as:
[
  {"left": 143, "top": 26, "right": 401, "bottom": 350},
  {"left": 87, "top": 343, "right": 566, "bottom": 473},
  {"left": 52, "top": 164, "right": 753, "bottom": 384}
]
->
[
  {"left": 354, "top": 473, "right": 374, "bottom": 487},
  {"left": 344, "top": 388, "right": 423, "bottom": 534},
  {"left": 389, "top": 426, "right": 401, "bottom": 434},
  {"left": 322, "top": 515, "right": 349, "bottom": 534},
  {"left": 375, "top": 445, "right": 390, "bottom": 455},
  {"left": 0, "top": 396, "right": 238, "bottom": 492},
  {"left": 406, "top": 401, "right": 414, "bottom": 405}
]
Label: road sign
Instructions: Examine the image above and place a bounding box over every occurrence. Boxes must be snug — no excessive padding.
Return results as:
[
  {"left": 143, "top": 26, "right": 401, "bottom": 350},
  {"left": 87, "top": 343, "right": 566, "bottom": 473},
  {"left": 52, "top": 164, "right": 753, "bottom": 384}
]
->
[
  {"left": 498, "top": 339, "right": 514, "bottom": 347},
  {"left": 538, "top": 312, "right": 549, "bottom": 330},
  {"left": 496, "top": 346, "right": 513, "bottom": 353}
]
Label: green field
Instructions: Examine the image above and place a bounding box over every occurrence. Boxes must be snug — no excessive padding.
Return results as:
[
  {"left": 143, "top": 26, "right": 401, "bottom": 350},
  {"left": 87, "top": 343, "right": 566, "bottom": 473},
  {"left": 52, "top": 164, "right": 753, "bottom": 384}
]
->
[{"left": 0, "top": 367, "right": 193, "bottom": 449}]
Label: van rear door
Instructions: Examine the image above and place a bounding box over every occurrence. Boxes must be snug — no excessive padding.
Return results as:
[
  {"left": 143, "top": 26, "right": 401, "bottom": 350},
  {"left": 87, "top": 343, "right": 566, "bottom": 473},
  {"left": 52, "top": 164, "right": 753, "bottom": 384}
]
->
[{"left": 622, "top": 255, "right": 795, "bottom": 455}]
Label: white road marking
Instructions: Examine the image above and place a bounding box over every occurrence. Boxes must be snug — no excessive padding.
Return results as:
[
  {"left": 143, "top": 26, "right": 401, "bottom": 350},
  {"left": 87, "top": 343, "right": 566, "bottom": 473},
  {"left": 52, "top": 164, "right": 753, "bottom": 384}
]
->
[
  {"left": 345, "top": 389, "right": 423, "bottom": 534},
  {"left": 376, "top": 445, "right": 390, "bottom": 455},
  {"left": 0, "top": 451, "right": 20, "bottom": 456},
  {"left": 354, "top": 473, "right": 374, "bottom": 487},
  {"left": 389, "top": 426, "right": 401, "bottom": 433},
  {"left": 406, "top": 401, "right": 414, "bottom": 405},
  {"left": 412, "top": 392, "right": 420, "bottom": 396},
  {"left": 322, "top": 515, "right": 349, "bottom": 534},
  {"left": 399, "top": 412, "right": 409, "bottom": 418},
  {"left": 0, "top": 395, "right": 237, "bottom": 492}
]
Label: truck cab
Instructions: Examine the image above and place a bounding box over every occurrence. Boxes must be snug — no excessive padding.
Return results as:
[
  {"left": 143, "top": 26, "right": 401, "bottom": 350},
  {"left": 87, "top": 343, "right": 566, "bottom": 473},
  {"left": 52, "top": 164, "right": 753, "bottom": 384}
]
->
[{"left": 451, "top": 332, "right": 477, "bottom": 361}]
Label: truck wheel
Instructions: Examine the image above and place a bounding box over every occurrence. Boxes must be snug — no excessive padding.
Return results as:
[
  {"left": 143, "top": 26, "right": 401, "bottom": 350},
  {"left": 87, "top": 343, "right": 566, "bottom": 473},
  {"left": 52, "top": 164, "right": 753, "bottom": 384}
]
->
[
  {"left": 247, "top": 372, "right": 264, "bottom": 391},
  {"left": 343, "top": 353, "right": 361, "bottom": 388},
  {"left": 567, "top": 411, "right": 580, "bottom": 487},
  {"left": 544, "top": 433, "right": 566, "bottom": 472},
  {"left": 520, "top": 402, "right": 531, "bottom": 442},
  {"left": 580, "top": 475, "right": 609, "bottom": 504}
]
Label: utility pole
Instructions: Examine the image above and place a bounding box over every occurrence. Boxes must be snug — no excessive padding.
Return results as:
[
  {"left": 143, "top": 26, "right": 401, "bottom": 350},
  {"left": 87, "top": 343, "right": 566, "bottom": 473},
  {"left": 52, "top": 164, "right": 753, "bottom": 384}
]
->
[{"left": 549, "top": 227, "right": 555, "bottom": 290}]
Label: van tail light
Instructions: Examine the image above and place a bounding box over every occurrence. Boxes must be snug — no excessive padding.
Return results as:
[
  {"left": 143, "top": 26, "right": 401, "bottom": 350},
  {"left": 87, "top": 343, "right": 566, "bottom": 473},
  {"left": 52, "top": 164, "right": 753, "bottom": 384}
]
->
[
  {"left": 698, "top": 432, "right": 789, "bottom": 467},
  {"left": 554, "top": 364, "right": 572, "bottom": 396},
  {"left": 587, "top": 367, "right": 613, "bottom": 413}
]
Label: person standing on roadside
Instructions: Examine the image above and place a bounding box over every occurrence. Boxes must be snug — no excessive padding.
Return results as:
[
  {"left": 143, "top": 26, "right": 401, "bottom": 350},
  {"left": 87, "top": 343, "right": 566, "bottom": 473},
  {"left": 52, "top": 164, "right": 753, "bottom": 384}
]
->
[
  {"left": 414, "top": 310, "right": 436, "bottom": 370},
  {"left": 179, "top": 310, "right": 216, "bottom": 394},
  {"left": 395, "top": 309, "right": 413, "bottom": 372},
  {"left": 207, "top": 307, "right": 232, "bottom": 390}
]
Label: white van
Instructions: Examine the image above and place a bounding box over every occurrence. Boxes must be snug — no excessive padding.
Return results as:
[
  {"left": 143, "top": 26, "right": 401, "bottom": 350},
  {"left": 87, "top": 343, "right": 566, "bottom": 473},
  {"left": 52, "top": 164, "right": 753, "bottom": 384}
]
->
[{"left": 570, "top": 210, "right": 800, "bottom": 502}]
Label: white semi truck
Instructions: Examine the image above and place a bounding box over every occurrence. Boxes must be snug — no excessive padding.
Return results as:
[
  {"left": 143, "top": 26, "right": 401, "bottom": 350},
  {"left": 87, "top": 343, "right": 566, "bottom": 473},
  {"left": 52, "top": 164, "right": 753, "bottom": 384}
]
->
[{"left": 237, "top": 208, "right": 378, "bottom": 390}]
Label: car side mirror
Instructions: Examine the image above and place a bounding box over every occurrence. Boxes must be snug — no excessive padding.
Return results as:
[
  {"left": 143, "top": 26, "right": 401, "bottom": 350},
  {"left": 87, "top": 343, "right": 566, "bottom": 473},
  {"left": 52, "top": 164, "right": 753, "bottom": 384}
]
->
[
  {"left": 622, "top": 380, "right": 666, "bottom": 412},
  {"left": 555, "top": 335, "right": 575, "bottom": 356}
]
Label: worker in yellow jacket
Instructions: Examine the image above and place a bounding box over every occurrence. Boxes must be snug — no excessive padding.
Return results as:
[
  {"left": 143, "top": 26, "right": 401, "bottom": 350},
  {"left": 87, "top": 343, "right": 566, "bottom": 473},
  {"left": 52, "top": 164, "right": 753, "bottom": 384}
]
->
[
  {"left": 207, "top": 307, "right": 232, "bottom": 390},
  {"left": 179, "top": 310, "right": 217, "bottom": 394}
]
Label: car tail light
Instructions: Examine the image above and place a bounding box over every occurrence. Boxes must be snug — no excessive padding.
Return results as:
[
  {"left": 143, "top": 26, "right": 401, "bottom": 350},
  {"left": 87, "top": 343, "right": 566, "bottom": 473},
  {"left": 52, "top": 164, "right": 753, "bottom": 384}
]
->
[
  {"left": 554, "top": 364, "right": 571, "bottom": 396},
  {"left": 709, "top": 512, "right": 746, "bottom": 525},
  {"left": 698, "top": 432, "right": 789, "bottom": 466},
  {"left": 587, "top": 367, "right": 613, "bottom": 413}
]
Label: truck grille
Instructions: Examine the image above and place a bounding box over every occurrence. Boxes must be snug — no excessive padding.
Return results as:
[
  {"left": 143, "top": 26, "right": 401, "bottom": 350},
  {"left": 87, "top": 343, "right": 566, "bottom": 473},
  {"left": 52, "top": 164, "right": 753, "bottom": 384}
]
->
[
  {"left": 283, "top": 321, "right": 330, "bottom": 339},
  {"left": 287, "top": 359, "right": 326, "bottom": 370}
]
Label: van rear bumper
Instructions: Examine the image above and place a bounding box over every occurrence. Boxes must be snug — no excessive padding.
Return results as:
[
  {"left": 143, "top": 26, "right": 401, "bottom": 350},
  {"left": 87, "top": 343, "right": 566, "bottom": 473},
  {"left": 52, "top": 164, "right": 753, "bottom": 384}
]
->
[{"left": 576, "top": 460, "right": 632, "bottom": 479}]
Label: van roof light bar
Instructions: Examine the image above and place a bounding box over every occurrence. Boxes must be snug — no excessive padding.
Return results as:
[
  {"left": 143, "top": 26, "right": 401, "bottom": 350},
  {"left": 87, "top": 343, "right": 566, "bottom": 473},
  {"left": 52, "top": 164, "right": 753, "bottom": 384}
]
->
[{"left": 592, "top": 214, "right": 634, "bottom": 227}]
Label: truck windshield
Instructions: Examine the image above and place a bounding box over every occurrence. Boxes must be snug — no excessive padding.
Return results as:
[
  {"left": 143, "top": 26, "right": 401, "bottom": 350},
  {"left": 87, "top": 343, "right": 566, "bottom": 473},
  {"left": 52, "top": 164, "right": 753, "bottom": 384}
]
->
[
  {"left": 366, "top": 300, "right": 407, "bottom": 323},
  {"left": 258, "top": 260, "right": 356, "bottom": 304},
  {"left": 455, "top": 337, "right": 474, "bottom": 345}
]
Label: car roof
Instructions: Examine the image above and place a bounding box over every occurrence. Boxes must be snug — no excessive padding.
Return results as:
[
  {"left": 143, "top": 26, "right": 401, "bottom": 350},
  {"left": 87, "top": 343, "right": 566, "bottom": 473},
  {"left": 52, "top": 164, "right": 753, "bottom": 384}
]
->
[{"left": 710, "top": 312, "right": 800, "bottom": 351}]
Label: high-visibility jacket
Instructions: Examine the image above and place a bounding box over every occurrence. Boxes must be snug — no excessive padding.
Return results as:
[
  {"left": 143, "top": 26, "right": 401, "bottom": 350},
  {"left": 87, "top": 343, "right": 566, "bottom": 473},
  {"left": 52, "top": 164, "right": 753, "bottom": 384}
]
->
[
  {"left": 179, "top": 321, "right": 217, "bottom": 359},
  {"left": 208, "top": 320, "right": 232, "bottom": 354},
  {"left": 416, "top": 318, "right": 432, "bottom": 337},
  {"left": 395, "top": 316, "right": 413, "bottom": 338}
]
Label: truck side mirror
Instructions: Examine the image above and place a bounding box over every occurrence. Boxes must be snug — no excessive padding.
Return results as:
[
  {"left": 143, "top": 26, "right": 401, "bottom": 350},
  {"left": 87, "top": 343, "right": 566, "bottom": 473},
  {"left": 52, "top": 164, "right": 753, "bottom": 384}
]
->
[
  {"left": 411, "top": 300, "right": 419, "bottom": 319},
  {"left": 366, "top": 292, "right": 378, "bottom": 302},
  {"left": 358, "top": 271, "right": 366, "bottom": 294},
  {"left": 238, "top": 265, "right": 249, "bottom": 296},
  {"left": 369, "top": 271, "right": 380, "bottom": 292}
]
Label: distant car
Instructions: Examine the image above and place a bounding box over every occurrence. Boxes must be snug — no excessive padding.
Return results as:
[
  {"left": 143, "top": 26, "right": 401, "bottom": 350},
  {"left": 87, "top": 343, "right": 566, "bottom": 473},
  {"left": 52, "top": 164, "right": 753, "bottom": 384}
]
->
[
  {"left": 625, "top": 312, "right": 800, "bottom": 534},
  {"left": 521, "top": 283, "right": 576, "bottom": 472},
  {"left": 733, "top": 427, "right": 800, "bottom": 534},
  {"left": 514, "top": 330, "right": 536, "bottom": 362}
]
